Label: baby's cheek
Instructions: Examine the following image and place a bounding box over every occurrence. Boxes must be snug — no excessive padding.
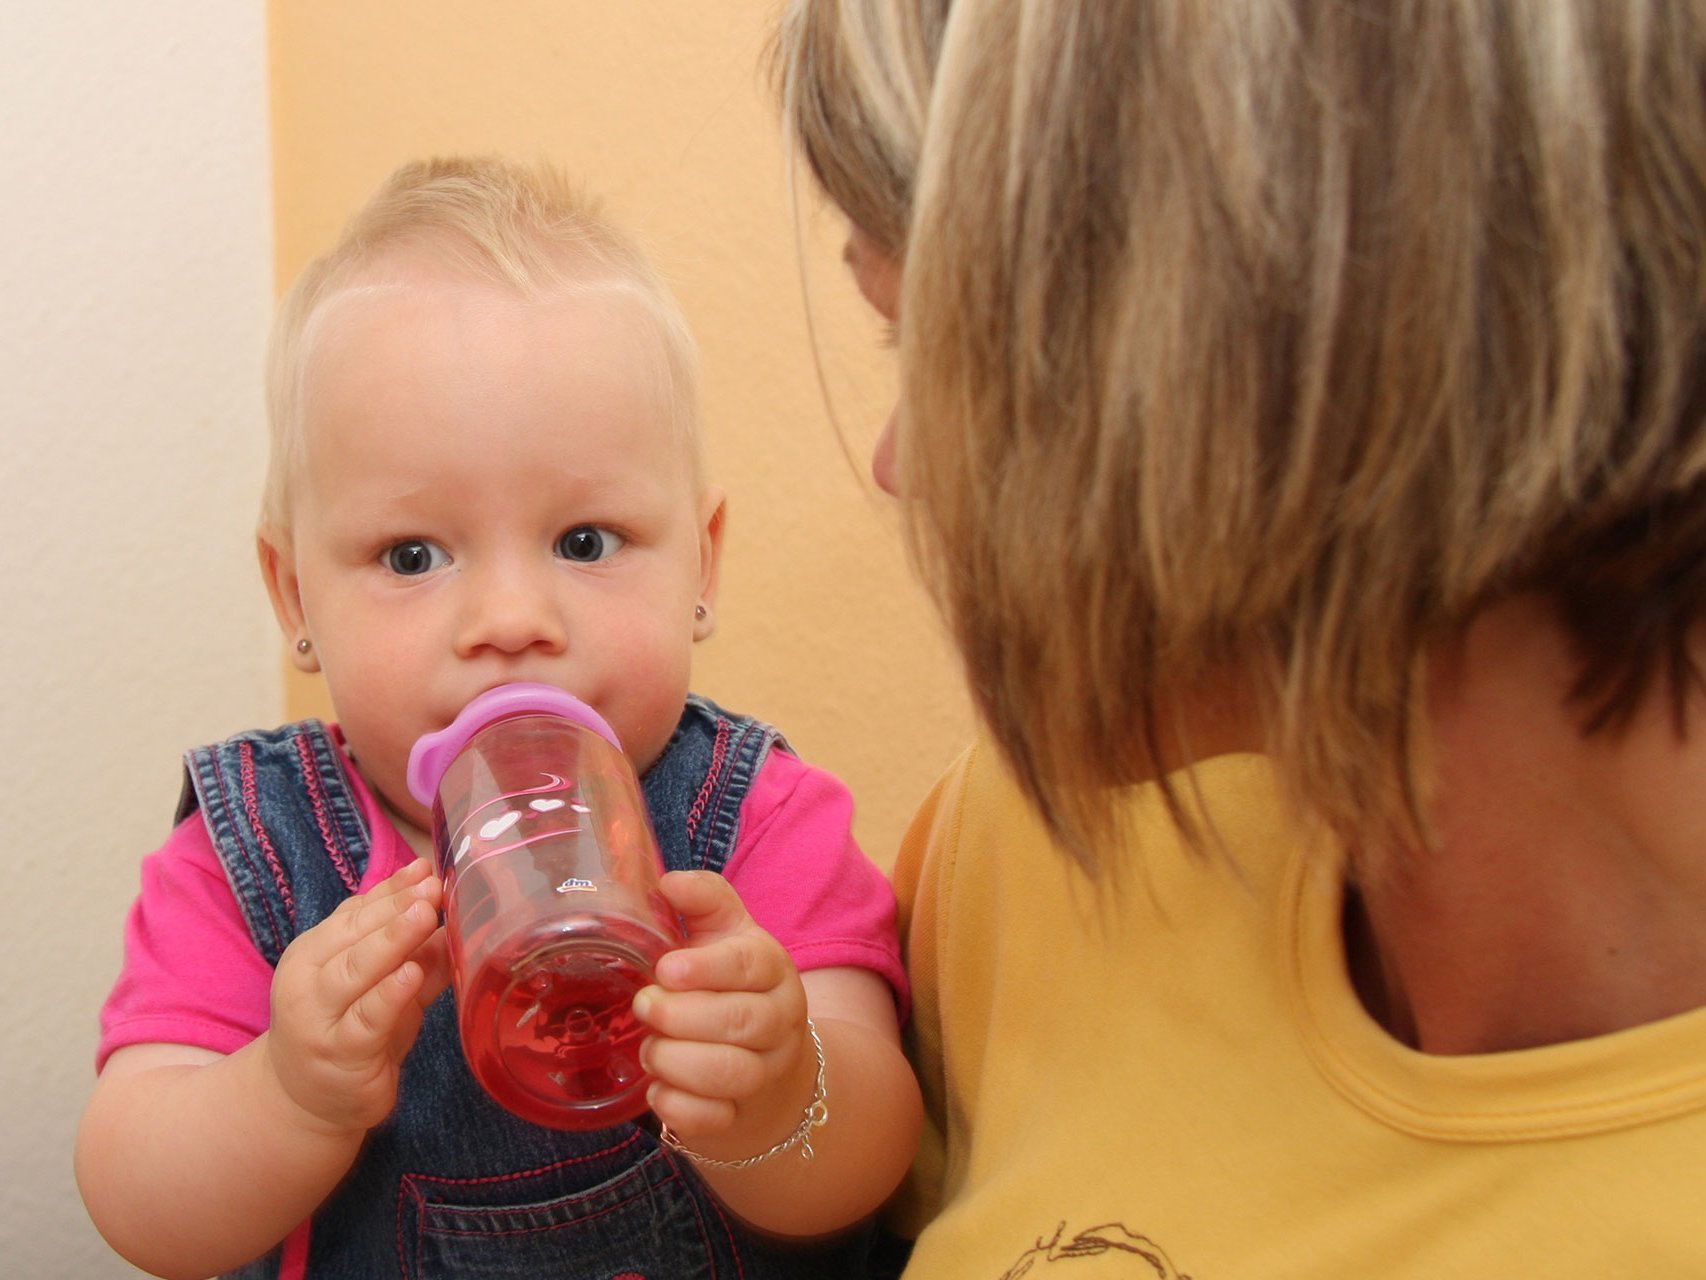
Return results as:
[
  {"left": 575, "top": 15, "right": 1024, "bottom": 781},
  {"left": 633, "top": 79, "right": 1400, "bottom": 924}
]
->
[{"left": 612, "top": 680, "right": 694, "bottom": 772}]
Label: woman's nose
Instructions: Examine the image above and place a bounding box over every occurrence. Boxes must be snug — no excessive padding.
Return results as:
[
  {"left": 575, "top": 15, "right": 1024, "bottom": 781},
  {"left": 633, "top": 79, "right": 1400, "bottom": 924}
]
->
[{"left": 455, "top": 563, "right": 568, "bottom": 657}]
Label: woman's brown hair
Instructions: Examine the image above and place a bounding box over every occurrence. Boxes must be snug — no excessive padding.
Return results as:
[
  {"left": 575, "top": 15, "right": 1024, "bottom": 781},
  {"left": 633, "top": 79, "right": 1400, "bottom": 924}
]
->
[{"left": 781, "top": 0, "right": 1706, "bottom": 873}]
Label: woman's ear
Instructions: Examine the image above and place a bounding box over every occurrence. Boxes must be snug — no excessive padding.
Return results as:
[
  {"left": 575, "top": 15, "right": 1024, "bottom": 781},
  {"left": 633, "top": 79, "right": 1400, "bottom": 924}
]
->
[
  {"left": 694, "top": 488, "right": 727, "bottom": 642},
  {"left": 257, "top": 531, "right": 319, "bottom": 673}
]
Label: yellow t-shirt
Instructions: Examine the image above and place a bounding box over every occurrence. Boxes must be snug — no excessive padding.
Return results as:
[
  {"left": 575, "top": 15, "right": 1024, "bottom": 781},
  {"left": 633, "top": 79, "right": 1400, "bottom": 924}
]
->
[{"left": 889, "top": 742, "right": 1706, "bottom": 1277}]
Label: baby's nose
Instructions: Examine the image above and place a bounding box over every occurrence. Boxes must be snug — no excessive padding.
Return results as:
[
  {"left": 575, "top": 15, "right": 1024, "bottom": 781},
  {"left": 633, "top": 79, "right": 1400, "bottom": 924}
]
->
[{"left": 456, "top": 565, "right": 568, "bottom": 657}]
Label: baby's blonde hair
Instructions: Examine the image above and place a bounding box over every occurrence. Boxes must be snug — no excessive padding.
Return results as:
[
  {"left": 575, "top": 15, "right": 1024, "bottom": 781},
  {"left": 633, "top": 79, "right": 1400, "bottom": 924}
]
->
[
  {"left": 780, "top": 0, "right": 1706, "bottom": 873},
  {"left": 261, "top": 155, "right": 701, "bottom": 538}
]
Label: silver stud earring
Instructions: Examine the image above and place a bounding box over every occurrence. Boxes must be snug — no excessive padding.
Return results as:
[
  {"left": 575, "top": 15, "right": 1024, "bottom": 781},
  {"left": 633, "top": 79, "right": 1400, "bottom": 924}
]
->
[
  {"left": 296, "top": 638, "right": 312, "bottom": 654},
  {"left": 694, "top": 605, "right": 707, "bottom": 621}
]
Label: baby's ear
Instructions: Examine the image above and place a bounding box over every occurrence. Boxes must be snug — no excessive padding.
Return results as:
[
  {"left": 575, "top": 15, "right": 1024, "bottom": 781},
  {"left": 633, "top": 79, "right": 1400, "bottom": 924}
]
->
[
  {"left": 694, "top": 488, "right": 727, "bottom": 642},
  {"left": 257, "top": 530, "right": 318, "bottom": 673}
]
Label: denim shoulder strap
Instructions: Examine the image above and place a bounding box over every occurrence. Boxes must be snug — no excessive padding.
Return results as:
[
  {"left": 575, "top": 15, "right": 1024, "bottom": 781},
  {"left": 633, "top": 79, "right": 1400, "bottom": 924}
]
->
[
  {"left": 642, "top": 694, "right": 787, "bottom": 876},
  {"left": 177, "top": 721, "right": 372, "bottom": 965}
]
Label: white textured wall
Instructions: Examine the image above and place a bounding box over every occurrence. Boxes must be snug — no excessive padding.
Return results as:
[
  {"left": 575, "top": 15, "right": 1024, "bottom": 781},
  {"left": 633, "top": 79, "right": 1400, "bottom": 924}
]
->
[{"left": 0, "top": 4, "right": 278, "bottom": 1275}]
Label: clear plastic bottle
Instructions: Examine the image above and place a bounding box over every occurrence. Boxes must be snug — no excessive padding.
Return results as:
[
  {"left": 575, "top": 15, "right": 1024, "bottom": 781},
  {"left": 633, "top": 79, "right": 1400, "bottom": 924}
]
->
[{"left": 406, "top": 682, "right": 684, "bottom": 1130}]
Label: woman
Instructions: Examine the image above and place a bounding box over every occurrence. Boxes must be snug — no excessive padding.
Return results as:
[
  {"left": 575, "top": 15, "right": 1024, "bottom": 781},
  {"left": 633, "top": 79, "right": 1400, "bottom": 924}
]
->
[{"left": 778, "top": 1, "right": 1706, "bottom": 1273}]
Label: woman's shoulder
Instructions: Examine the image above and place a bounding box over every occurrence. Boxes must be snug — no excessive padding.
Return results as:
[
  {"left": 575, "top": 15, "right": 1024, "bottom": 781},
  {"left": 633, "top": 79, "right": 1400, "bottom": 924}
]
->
[{"left": 896, "top": 740, "right": 1289, "bottom": 898}]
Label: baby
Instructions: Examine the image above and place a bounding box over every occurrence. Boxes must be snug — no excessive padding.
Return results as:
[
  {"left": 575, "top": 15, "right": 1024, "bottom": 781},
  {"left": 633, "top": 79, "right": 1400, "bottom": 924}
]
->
[{"left": 77, "top": 156, "right": 920, "bottom": 1279}]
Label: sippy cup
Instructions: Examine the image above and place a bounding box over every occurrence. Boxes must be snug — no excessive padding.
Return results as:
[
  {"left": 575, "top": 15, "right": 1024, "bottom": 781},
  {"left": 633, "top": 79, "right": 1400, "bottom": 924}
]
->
[{"left": 406, "top": 682, "right": 684, "bottom": 1130}]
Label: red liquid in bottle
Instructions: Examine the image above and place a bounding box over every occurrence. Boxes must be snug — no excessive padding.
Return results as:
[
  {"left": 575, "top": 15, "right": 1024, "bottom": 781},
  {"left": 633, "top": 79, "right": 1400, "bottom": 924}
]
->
[{"left": 445, "top": 835, "right": 679, "bottom": 1130}]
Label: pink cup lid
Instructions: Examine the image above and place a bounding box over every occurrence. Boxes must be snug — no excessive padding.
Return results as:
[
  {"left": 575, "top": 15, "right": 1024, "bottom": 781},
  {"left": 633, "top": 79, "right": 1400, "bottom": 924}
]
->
[{"left": 406, "top": 682, "right": 622, "bottom": 806}]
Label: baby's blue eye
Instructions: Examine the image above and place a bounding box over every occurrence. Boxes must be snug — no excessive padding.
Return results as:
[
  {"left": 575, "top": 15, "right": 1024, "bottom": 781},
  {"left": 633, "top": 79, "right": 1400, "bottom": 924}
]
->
[
  {"left": 384, "top": 540, "right": 448, "bottom": 576},
  {"left": 556, "top": 526, "right": 624, "bottom": 563}
]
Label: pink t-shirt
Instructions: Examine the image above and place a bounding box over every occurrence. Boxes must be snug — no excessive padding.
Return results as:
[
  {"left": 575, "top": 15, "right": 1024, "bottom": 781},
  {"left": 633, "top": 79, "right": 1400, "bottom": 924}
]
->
[{"left": 99, "top": 741, "right": 906, "bottom": 1069}]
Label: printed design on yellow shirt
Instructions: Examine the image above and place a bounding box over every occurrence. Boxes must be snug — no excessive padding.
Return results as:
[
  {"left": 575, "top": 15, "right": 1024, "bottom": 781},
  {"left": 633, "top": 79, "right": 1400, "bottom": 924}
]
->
[{"left": 998, "top": 1222, "right": 1192, "bottom": 1279}]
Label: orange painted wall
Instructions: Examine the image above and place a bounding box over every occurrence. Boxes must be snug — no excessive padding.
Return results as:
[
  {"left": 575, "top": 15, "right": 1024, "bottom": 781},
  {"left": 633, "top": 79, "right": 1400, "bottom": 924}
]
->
[{"left": 267, "top": 2, "right": 971, "bottom": 863}]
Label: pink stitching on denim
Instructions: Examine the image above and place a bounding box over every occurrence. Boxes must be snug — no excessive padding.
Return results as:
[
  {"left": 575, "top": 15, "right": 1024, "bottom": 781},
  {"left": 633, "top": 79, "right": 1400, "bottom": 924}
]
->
[
  {"left": 404, "top": 1132, "right": 645, "bottom": 1193},
  {"left": 296, "top": 734, "right": 361, "bottom": 893},
  {"left": 240, "top": 742, "right": 297, "bottom": 922},
  {"left": 696, "top": 723, "right": 749, "bottom": 864},
  {"left": 698, "top": 1175, "right": 749, "bottom": 1279},
  {"left": 208, "top": 749, "right": 286, "bottom": 952},
  {"left": 657, "top": 1140, "right": 747, "bottom": 1278},
  {"left": 684, "top": 717, "right": 731, "bottom": 841}
]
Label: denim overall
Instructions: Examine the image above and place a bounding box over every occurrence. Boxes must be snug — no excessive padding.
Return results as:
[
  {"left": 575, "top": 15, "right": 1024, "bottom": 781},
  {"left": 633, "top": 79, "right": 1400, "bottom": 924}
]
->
[{"left": 178, "top": 695, "right": 873, "bottom": 1280}]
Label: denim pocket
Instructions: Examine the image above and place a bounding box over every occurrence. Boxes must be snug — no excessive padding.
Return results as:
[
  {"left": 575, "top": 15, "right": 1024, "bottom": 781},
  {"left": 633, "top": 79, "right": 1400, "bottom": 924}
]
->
[{"left": 399, "top": 1144, "right": 729, "bottom": 1280}]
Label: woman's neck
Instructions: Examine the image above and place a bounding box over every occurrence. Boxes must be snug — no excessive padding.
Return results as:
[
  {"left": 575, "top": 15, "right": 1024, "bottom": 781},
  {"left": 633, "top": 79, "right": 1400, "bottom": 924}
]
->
[{"left": 1346, "top": 598, "right": 1706, "bottom": 1055}]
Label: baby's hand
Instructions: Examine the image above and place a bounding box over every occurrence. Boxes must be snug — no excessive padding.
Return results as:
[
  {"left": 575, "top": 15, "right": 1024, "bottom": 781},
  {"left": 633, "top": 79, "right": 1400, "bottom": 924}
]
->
[
  {"left": 634, "top": 870, "right": 815, "bottom": 1151},
  {"left": 262, "top": 860, "right": 449, "bottom": 1136}
]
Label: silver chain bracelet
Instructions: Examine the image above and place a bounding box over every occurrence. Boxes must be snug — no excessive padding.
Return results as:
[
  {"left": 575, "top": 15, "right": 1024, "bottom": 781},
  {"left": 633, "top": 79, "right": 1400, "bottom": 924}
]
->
[{"left": 659, "top": 1018, "right": 829, "bottom": 1169}]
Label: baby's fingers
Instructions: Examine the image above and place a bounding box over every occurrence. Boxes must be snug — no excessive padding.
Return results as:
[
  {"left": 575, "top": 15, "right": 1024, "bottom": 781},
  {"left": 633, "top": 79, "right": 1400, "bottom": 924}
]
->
[
  {"left": 275, "top": 885, "right": 439, "bottom": 1031},
  {"left": 408, "top": 928, "right": 454, "bottom": 1008},
  {"left": 344, "top": 858, "right": 438, "bottom": 913},
  {"left": 344, "top": 953, "right": 434, "bottom": 1047},
  {"left": 644, "top": 1036, "right": 767, "bottom": 1115},
  {"left": 654, "top": 930, "right": 793, "bottom": 996},
  {"left": 635, "top": 986, "right": 791, "bottom": 1051},
  {"left": 648, "top": 1079, "right": 737, "bottom": 1140},
  {"left": 290, "top": 863, "right": 438, "bottom": 967},
  {"left": 324, "top": 896, "right": 441, "bottom": 1016},
  {"left": 657, "top": 870, "right": 748, "bottom": 943},
  {"left": 373, "top": 856, "right": 436, "bottom": 894}
]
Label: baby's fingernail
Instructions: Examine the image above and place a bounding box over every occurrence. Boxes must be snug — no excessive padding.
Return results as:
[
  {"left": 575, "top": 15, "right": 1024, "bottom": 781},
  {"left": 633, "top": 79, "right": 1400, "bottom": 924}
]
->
[{"left": 632, "top": 989, "right": 655, "bottom": 1021}]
